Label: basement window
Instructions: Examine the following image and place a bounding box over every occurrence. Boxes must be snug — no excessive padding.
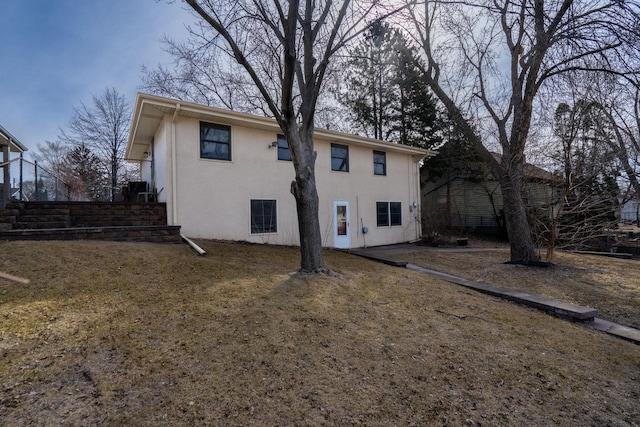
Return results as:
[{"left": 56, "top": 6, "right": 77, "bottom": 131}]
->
[{"left": 251, "top": 199, "right": 277, "bottom": 234}]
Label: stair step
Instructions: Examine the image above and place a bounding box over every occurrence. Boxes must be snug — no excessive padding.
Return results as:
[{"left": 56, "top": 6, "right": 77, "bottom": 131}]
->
[
  {"left": 21, "top": 208, "right": 70, "bottom": 216},
  {"left": 0, "top": 201, "right": 169, "bottom": 232},
  {"left": 1, "top": 209, "right": 20, "bottom": 217},
  {"left": 19, "top": 215, "right": 70, "bottom": 222},
  {"left": 14, "top": 221, "right": 70, "bottom": 229},
  {"left": 0, "top": 225, "right": 182, "bottom": 243}
]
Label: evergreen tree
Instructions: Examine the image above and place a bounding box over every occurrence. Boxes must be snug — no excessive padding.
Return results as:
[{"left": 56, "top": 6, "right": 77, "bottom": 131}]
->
[
  {"left": 391, "top": 41, "right": 441, "bottom": 149},
  {"left": 65, "top": 144, "right": 106, "bottom": 201},
  {"left": 338, "top": 20, "right": 442, "bottom": 149}
]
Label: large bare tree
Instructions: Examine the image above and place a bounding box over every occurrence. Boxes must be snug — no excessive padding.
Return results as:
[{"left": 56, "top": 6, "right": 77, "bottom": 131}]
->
[
  {"left": 62, "top": 88, "right": 131, "bottom": 201},
  {"left": 406, "top": 0, "right": 639, "bottom": 262},
  {"left": 179, "top": 0, "right": 393, "bottom": 273},
  {"left": 587, "top": 76, "right": 640, "bottom": 202}
]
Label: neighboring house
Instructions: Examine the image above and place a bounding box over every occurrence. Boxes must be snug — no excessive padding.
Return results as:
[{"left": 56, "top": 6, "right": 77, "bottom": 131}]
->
[
  {"left": 421, "top": 153, "right": 562, "bottom": 236},
  {"left": 620, "top": 198, "right": 639, "bottom": 224},
  {"left": 0, "top": 125, "right": 27, "bottom": 208},
  {"left": 125, "top": 93, "right": 429, "bottom": 248}
]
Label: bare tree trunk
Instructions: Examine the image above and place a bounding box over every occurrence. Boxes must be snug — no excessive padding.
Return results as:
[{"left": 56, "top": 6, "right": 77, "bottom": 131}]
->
[
  {"left": 181, "top": 0, "right": 397, "bottom": 274},
  {"left": 290, "top": 161, "right": 325, "bottom": 273},
  {"left": 285, "top": 121, "right": 327, "bottom": 273},
  {"left": 111, "top": 147, "right": 118, "bottom": 202},
  {"left": 495, "top": 168, "right": 537, "bottom": 262}
]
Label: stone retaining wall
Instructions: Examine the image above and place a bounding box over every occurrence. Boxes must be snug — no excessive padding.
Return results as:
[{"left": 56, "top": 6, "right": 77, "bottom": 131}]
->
[
  {"left": 1, "top": 201, "right": 168, "bottom": 229},
  {"left": 0, "top": 201, "right": 181, "bottom": 243}
]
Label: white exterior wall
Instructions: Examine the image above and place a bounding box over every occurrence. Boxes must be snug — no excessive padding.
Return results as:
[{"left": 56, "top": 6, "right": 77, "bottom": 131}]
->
[
  {"left": 172, "top": 117, "right": 301, "bottom": 243},
  {"left": 147, "top": 117, "right": 422, "bottom": 247},
  {"left": 314, "top": 142, "right": 422, "bottom": 247},
  {"left": 127, "top": 94, "right": 427, "bottom": 248}
]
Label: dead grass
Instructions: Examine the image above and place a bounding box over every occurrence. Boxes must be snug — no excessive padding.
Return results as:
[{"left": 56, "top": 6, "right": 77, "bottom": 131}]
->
[
  {"left": 0, "top": 240, "right": 639, "bottom": 426},
  {"left": 395, "top": 240, "right": 640, "bottom": 330}
]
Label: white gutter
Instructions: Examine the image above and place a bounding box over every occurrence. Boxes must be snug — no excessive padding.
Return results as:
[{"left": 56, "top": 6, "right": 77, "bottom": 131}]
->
[{"left": 171, "top": 103, "right": 181, "bottom": 225}]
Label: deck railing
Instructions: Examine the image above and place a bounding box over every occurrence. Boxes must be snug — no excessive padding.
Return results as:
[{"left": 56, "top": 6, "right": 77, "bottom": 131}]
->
[{"left": 0, "top": 156, "right": 72, "bottom": 206}]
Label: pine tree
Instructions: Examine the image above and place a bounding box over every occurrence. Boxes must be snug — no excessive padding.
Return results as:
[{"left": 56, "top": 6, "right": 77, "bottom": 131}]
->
[
  {"left": 338, "top": 20, "right": 443, "bottom": 149},
  {"left": 65, "top": 144, "right": 106, "bottom": 201}
]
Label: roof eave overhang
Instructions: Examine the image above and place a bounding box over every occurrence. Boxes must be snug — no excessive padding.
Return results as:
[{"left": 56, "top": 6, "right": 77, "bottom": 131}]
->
[
  {"left": 125, "top": 92, "right": 432, "bottom": 161},
  {"left": 0, "top": 125, "right": 27, "bottom": 153}
]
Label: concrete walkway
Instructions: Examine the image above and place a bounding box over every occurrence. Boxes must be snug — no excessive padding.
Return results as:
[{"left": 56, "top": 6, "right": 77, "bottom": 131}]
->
[{"left": 347, "top": 244, "right": 640, "bottom": 345}]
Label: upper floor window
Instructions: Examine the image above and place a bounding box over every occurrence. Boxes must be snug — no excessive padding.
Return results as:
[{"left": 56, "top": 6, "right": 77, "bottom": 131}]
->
[
  {"left": 373, "top": 151, "right": 386, "bottom": 176},
  {"left": 331, "top": 144, "right": 349, "bottom": 172},
  {"left": 200, "top": 122, "right": 231, "bottom": 161},
  {"left": 277, "top": 134, "right": 292, "bottom": 161}
]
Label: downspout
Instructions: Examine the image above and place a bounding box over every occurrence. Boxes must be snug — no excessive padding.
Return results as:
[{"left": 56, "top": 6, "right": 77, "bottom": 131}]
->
[
  {"left": 414, "top": 157, "right": 420, "bottom": 241},
  {"left": 171, "top": 103, "right": 181, "bottom": 225},
  {"left": 411, "top": 155, "right": 423, "bottom": 242}
]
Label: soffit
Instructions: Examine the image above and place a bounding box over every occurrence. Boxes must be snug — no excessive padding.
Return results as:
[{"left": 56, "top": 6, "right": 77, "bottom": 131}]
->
[{"left": 126, "top": 93, "right": 432, "bottom": 161}]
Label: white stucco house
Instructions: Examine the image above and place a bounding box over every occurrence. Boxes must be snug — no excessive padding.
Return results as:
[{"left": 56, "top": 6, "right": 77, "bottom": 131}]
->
[{"left": 125, "top": 93, "right": 430, "bottom": 249}]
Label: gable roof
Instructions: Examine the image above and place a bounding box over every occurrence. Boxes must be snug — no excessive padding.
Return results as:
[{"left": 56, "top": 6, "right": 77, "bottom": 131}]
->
[
  {"left": 0, "top": 124, "right": 27, "bottom": 152},
  {"left": 126, "top": 92, "right": 433, "bottom": 161},
  {"left": 490, "top": 153, "right": 562, "bottom": 183}
]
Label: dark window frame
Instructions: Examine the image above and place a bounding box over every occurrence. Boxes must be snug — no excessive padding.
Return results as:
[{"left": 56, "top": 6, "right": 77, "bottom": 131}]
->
[
  {"left": 390, "top": 202, "right": 402, "bottom": 226},
  {"left": 250, "top": 199, "right": 277, "bottom": 234},
  {"left": 373, "top": 150, "right": 386, "bottom": 176},
  {"left": 331, "top": 143, "right": 349, "bottom": 172},
  {"left": 376, "top": 201, "right": 402, "bottom": 227},
  {"left": 200, "top": 121, "right": 231, "bottom": 161},
  {"left": 277, "top": 134, "right": 292, "bottom": 161},
  {"left": 376, "top": 202, "right": 389, "bottom": 227}
]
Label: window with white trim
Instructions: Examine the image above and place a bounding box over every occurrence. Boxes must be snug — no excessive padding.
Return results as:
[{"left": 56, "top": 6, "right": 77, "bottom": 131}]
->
[{"left": 376, "top": 201, "right": 402, "bottom": 227}]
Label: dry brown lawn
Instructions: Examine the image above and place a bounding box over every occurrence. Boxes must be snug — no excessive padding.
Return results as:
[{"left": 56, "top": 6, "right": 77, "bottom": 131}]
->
[
  {"left": 0, "top": 239, "right": 639, "bottom": 426},
  {"left": 394, "top": 238, "right": 640, "bottom": 330}
]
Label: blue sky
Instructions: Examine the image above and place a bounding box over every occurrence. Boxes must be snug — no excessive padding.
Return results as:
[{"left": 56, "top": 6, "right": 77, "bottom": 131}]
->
[{"left": 0, "top": 0, "right": 195, "bottom": 158}]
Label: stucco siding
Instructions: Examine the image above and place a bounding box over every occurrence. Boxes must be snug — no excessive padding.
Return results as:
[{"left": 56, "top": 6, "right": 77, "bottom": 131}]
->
[
  {"left": 126, "top": 93, "right": 427, "bottom": 248},
  {"left": 166, "top": 118, "right": 422, "bottom": 247}
]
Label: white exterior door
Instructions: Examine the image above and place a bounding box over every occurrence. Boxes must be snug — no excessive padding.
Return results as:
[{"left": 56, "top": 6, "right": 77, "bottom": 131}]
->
[{"left": 333, "top": 200, "right": 350, "bottom": 249}]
